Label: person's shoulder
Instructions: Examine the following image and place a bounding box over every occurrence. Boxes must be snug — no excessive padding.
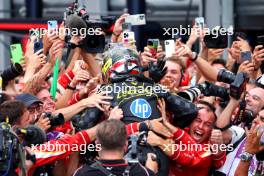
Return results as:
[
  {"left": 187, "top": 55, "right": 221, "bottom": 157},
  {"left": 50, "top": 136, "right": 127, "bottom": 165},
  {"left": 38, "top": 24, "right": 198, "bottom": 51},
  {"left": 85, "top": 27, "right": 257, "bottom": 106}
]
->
[
  {"left": 73, "top": 164, "right": 99, "bottom": 176},
  {"left": 129, "top": 163, "right": 155, "bottom": 176}
]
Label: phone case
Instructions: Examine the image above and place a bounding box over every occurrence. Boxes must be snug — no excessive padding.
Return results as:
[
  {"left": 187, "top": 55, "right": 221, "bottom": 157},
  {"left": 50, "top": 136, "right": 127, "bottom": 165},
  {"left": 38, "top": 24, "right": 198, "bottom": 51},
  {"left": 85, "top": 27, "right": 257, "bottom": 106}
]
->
[
  {"left": 10, "top": 44, "right": 23, "bottom": 64},
  {"left": 48, "top": 20, "right": 58, "bottom": 30},
  {"left": 165, "top": 40, "right": 175, "bottom": 58},
  {"left": 125, "top": 14, "right": 146, "bottom": 25},
  {"left": 34, "top": 40, "right": 43, "bottom": 53},
  {"left": 123, "top": 32, "right": 135, "bottom": 44}
]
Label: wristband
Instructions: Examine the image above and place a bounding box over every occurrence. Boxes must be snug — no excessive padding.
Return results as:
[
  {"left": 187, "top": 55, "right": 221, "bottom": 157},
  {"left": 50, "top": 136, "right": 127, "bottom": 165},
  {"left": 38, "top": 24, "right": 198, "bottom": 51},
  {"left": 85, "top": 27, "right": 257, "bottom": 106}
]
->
[
  {"left": 139, "top": 122, "right": 149, "bottom": 132},
  {"left": 66, "top": 85, "right": 75, "bottom": 90}
]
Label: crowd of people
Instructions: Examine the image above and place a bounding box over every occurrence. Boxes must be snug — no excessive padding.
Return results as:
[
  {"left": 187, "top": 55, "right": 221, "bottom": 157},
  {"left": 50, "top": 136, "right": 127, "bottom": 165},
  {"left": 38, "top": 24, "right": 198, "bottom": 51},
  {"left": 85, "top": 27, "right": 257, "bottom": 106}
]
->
[{"left": 0, "top": 8, "right": 264, "bottom": 176}]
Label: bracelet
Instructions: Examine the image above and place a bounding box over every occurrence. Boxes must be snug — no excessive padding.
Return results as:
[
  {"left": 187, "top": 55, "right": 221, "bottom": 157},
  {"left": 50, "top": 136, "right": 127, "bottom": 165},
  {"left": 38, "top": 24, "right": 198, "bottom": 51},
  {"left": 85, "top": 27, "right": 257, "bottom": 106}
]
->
[{"left": 66, "top": 84, "right": 75, "bottom": 90}]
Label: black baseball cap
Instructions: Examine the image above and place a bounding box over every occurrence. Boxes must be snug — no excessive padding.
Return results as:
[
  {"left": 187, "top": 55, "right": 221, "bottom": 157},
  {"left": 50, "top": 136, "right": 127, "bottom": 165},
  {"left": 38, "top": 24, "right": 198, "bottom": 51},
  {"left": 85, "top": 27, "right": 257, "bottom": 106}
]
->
[{"left": 15, "top": 93, "right": 43, "bottom": 107}]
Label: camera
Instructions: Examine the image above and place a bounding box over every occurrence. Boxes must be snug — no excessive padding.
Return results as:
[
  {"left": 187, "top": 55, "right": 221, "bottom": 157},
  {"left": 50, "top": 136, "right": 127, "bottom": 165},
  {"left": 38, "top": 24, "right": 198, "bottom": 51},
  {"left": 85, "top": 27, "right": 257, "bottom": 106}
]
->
[
  {"left": 44, "top": 113, "right": 65, "bottom": 128},
  {"left": 230, "top": 72, "right": 249, "bottom": 100},
  {"left": 65, "top": 1, "right": 116, "bottom": 53},
  {"left": 1, "top": 63, "right": 23, "bottom": 89},
  {"left": 217, "top": 69, "right": 249, "bottom": 100},
  {"left": 178, "top": 81, "right": 229, "bottom": 102},
  {"left": 217, "top": 69, "right": 235, "bottom": 84},
  {"left": 0, "top": 122, "right": 20, "bottom": 174}
]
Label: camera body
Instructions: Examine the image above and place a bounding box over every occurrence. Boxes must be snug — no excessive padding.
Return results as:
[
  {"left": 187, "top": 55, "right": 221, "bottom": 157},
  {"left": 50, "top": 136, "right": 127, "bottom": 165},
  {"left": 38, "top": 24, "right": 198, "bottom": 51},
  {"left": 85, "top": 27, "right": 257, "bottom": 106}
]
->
[
  {"left": 65, "top": 2, "right": 115, "bottom": 53},
  {"left": 44, "top": 113, "right": 65, "bottom": 128},
  {"left": 217, "top": 69, "right": 249, "bottom": 100}
]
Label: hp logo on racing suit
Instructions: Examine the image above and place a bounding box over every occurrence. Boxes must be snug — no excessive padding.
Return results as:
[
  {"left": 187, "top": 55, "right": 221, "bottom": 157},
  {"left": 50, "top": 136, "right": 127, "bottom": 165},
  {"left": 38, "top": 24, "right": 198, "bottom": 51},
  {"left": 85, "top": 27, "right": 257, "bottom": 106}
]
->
[{"left": 130, "top": 98, "right": 152, "bottom": 119}]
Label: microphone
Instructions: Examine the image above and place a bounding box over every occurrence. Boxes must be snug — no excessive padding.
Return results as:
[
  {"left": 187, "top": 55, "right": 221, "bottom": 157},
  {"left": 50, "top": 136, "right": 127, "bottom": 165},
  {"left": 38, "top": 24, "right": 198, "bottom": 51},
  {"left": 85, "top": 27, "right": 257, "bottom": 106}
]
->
[{"left": 16, "top": 125, "right": 47, "bottom": 146}]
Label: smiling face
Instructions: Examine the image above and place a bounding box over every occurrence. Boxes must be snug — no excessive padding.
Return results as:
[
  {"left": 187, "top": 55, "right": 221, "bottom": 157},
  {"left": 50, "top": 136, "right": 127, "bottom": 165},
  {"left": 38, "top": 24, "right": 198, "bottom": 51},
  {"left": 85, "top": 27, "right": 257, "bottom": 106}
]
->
[
  {"left": 36, "top": 89, "right": 56, "bottom": 113},
  {"left": 245, "top": 88, "right": 264, "bottom": 115},
  {"left": 160, "top": 60, "right": 182, "bottom": 89},
  {"left": 189, "top": 108, "right": 216, "bottom": 143}
]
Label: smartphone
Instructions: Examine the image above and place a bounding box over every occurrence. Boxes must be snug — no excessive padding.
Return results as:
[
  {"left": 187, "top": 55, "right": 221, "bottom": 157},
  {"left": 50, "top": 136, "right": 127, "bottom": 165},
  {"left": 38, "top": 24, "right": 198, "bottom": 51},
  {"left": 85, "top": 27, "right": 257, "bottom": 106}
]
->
[
  {"left": 239, "top": 51, "right": 252, "bottom": 63},
  {"left": 147, "top": 39, "right": 159, "bottom": 56},
  {"left": 204, "top": 26, "right": 228, "bottom": 48},
  {"left": 122, "top": 23, "right": 132, "bottom": 32},
  {"left": 34, "top": 40, "right": 43, "bottom": 53},
  {"left": 257, "top": 35, "right": 264, "bottom": 46},
  {"left": 48, "top": 20, "right": 58, "bottom": 30},
  {"left": 125, "top": 14, "right": 146, "bottom": 26},
  {"left": 164, "top": 40, "right": 175, "bottom": 58},
  {"left": 10, "top": 44, "right": 23, "bottom": 64},
  {"left": 122, "top": 31, "right": 135, "bottom": 45},
  {"left": 234, "top": 32, "right": 247, "bottom": 41},
  {"left": 195, "top": 17, "right": 205, "bottom": 28}
]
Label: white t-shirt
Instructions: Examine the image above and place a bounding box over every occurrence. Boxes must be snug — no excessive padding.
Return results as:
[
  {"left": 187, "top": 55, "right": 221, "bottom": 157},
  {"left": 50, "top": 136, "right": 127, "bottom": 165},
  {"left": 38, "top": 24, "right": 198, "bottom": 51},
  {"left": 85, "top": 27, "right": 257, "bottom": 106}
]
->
[{"left": 216, "top": 126, "right": 264, "bottom": 175}]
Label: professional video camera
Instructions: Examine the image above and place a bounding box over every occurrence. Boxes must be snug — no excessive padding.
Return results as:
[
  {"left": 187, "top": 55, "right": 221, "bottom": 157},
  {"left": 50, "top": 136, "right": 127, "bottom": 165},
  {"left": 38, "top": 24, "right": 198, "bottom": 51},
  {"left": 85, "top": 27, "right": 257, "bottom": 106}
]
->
[
  {"left": 44, "top": 113, "right": 65, "bottom": 128},
  {"left": 178, "top": 81, "right": 229, "bottom": 102},
  {"left": 64, "top": 0, "right": 116, "bottom": 53},
  {"left": 0, "top": 122, "right": 25, "bottom": 176}
]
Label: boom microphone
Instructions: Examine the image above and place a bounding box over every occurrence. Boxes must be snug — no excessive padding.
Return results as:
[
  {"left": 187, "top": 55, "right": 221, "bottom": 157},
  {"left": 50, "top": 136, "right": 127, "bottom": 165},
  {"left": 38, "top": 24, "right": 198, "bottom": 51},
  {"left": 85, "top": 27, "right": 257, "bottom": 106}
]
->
[{"left": 16, "top": 125, "right": 47, "bottom": 146}]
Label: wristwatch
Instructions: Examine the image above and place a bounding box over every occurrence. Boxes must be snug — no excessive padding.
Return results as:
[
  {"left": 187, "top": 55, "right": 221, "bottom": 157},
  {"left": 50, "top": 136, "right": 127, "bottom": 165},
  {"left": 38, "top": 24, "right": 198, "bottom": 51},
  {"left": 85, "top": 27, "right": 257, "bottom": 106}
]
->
[
  {"left": 191, "top": 52, "right": 198, "bottom": 61},
  {"left": 240, "top": 151, "right": 253, "bottom": 162}
]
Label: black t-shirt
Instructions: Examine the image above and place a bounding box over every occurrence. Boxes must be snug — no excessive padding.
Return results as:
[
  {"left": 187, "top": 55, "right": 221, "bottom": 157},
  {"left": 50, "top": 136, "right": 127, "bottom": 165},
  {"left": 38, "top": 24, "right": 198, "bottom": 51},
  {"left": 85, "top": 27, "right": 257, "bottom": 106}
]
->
[{"left": 74, "top": 159, "right": 155, "bottom": 176}]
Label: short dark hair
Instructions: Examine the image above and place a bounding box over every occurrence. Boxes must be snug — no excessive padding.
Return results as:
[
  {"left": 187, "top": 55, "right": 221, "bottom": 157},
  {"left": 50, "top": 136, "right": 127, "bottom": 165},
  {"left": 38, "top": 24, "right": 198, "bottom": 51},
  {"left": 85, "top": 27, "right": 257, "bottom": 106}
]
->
[
  {"left": 96, "top": 119, "right": 127, "bottom": 151},
  {"left": 211, "top": 59, "right": 226, "bottom": 68},
  {"left": 0, "top": 100, "right": 26, "bottom": 125},
  {"left": 197, "top": 100, "right": 217, "bottom": 121}
]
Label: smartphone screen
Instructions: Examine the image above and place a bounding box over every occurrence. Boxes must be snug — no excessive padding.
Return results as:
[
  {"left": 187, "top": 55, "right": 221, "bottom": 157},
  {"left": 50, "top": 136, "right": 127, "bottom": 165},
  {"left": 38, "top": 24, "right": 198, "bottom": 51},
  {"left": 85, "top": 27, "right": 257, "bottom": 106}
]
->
[
  {"left": 122, "top": 23, "right": 132, "bottom": 32},
  {"left": 147, "top": 39, "right": 159, "bottom": 56},
  {"left": 34, "top": 40, "right": 43, "bottom": 53},
  {"left": 10, "top": 44, "right": 23, "bottom": 64},
  {"left": 195, "top": 17, "right": 205, "bottom": 28}
]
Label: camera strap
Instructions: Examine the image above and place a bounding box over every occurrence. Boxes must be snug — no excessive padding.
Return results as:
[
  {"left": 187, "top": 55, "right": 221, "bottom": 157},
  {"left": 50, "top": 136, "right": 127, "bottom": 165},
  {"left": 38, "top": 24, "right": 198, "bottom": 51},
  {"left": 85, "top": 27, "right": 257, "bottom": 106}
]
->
[{"left": 91, "top": 160, "right": 132, "bottom": 176}]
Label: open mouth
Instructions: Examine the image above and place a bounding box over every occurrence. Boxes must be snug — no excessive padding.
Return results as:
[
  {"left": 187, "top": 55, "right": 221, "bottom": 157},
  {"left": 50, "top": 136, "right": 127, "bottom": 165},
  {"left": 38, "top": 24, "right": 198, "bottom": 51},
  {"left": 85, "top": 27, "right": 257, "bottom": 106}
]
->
[{"left": 193, "top": 131, "right": 203, "bottom": 140}]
